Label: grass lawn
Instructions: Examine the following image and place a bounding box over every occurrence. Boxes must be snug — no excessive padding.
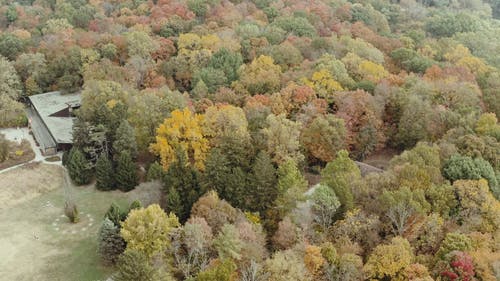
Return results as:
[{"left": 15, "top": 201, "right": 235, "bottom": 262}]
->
[{"left": 0, "top": 163, "right": 155, "bottom": 281}]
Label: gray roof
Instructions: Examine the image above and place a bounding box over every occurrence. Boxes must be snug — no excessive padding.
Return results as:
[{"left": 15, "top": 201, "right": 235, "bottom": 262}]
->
[{"left": 28, "top": 91, "right": 81, "bottom": 144}]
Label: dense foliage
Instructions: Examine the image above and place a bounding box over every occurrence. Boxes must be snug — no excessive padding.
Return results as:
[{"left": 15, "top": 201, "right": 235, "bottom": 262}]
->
[{"left": 1, "top": 0, "right": 500, "bottom": 279}]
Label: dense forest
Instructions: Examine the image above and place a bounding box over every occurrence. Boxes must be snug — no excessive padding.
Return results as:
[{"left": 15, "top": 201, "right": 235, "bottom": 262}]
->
[{"left": 0, "top": 0, "right": 499, "bottom": 280}]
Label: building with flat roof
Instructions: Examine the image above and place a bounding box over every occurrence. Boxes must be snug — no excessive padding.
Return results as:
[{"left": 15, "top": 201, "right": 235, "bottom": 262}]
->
[{"left": 27, "top": 91, "right": 81, "bottom": 155}]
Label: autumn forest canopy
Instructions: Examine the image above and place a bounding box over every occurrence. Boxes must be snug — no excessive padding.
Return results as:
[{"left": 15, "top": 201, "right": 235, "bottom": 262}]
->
[{"left": 0, "top": 0, "right": 500, "bottom": 279}]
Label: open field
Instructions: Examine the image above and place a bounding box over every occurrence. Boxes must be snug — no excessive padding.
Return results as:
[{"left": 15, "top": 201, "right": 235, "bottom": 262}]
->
[{"left": 0, "top": 163, "right": 161, "bottom": 281}]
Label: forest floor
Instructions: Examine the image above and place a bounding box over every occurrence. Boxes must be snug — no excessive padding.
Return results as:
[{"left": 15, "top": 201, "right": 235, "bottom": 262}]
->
[
  {"left": 363, "top": 148, "right": 400, "bottom": 170},
  {"left": 0, "top": 163, "right": 157, "bottom": 281}
]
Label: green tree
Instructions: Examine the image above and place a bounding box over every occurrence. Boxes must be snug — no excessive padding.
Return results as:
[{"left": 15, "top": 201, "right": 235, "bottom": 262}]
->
[
  {"left": 105, "top": 203, "right": 127, "bottom": 227},
  {"left": 395, "top": 96, "right": 437, "bottom": 149},
  {"left": 125, "top": 31, "right": 158, "bottom": 59},
  {"left": 14, "top": 53, "right": 47, "bottom": 96},
  {"left": 5, "top": 5, "right": 18, "bottom": 23},
  {"left": 98, "top": 218, "right": 126, "bottom": 264},
  {"left": 95, "top": 155, "right": 115, "bottom": 191},
  {"left": 442, "top": 154, "right": 500, "bottom": 197},
  {"left": 67, "top": 148, "right": 92, "bottom": 185},
  {"left": 146, "top": 162, "right": 164, "bottom": 182},
  {"left": 192, "top": 67, "right": 227, "bottom": 94},
  {"left": 0, "top": 55, "right": 22, "bottom": 100},
  {"left": 196, "top": 259, "right": 237, "bottom": 281},
  {"left": 271, "top": 16, "right": 317, "bottom": 37},
  {"left": 311, "top": 184, "right": 341, "bottom": 229},
  {"left": 116, "top": 151, "right": 138, "bottom": 192},
  {"left": 121, "top": 204, "right": 180, "bottom": 258},
  {"left": 208, "top": 48, "right": 243, "bottom": 83},
  {"left": 113, "top": 120, "right": 138, "bottom": 159},
  {"left": 0, "top": 34, "right": 25, "bottom": 60},
  {"left": 249, "top": 151, "right": 278, "bottom": 212},
  {"left": 320, "top": 150, "right": 360, "bottom": 215},
  {"left": 425, "top": 12, "right": 478, "bottom": 37},
  {"left": 435, "top": 232, "right": 472, "bottom": 260},
  {"left": 262, "top": 114, "right": 304, "bottom": 165},
  {"left": 213, "top": 224, "right": 242, "bottom": 261},
  {"left": 274, "top": 159, "right": 308, "bottom": 217},
  {"left": 202, "top": 136, "right": 252, "bottom": 209},
  {"left": 163, "top": 149, "right": 203, "bottom": 222},
  {"left": 114, "top": 250, "right": 170, "bottom": 281},
  {"left": 379, "top": 187, "right": 430, "bottom": 235}
]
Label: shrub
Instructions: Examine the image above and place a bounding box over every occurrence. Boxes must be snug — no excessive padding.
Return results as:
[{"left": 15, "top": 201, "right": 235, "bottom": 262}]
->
[
  {"left": 0, "top": 134, "right": 8, "bottom": 162},
  {"left": 105, "top": 203, "right": 127, "bottom": 227},
  {"left": 64, "top": 201, "right": 79, "bottom": 223}
]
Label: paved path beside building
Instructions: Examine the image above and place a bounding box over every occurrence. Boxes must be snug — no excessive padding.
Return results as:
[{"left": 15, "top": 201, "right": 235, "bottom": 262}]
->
[{"left": 0, "top": 127, "right": 62, "bottom": 174}]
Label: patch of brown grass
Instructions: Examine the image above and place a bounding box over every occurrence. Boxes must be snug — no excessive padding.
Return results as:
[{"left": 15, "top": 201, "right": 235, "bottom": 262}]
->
[
  {"left": 0, "top": 139, "right": 35, "bottom": 170},
  {"left": 0, "top": 163, "right": 63, "bottom": 211}
]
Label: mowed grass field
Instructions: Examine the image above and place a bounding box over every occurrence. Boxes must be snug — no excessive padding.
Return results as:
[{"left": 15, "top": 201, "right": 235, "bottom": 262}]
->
[{"left": 0, "top": 163, "right": 159, "bottom": 281}]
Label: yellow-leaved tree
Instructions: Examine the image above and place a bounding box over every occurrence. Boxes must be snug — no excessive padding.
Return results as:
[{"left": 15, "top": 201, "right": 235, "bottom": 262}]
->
[
  {"left": 444, "top": 44, "right": 491, "bottom": 75},
  {"left": 150, "top": 108, "right": 209, "bottom": 171},
  {"left": 204, "top": 104, "right": 250, "bottom": 144},
  {"left": 120, "top": 204, "right": 180, "bottom": 258},
  {"left": 303, "top": 69, "right": 343, "bottom": 100},
  {"left": 357, "top": 60, "right": 389, "bottom": 83},
  {"left": 363, "top": 236, "right": 414, "bottom": 281}
]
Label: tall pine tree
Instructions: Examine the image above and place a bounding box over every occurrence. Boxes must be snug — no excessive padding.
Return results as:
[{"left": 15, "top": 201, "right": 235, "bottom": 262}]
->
[
  {"left": 249, "top": 151, "right": 278, "bottom": 212},
  {"left": 67, "top": 147, "right": 92, "bottom": 185},
  {"left": 98, "top": 218, "right": 126, "bottom": 264},
  {"left": 163, "top": 149, "right": 203, "bottom": 222},
  {"left": 113, "top": 120, "right": 137, "bottom": 158},
  {"left": 95, "top": 154, "right": 115, "bottom": 191},
  {"left": 116, "top": 151, "right": 138, "bottom": 192},
  {"left": 202, "top": 135, "right": 253, "bottom": 209}
]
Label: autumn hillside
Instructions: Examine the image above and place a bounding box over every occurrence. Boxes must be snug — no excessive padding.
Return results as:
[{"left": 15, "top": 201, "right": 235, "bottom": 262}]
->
[{"left": 0, "top": 0, "right": 499, "bottom": 280}]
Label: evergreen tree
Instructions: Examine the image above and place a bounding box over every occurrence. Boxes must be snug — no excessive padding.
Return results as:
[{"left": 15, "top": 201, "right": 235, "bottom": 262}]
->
[
  {"left": 146, "top": 161, "right": 164, "bottom": 182},
  {"left": 105, "top": 203, "right": 127, "bottom": 227},
  {"left": 163, "top": 149, "right": 203, "bottom": 222},
  {"left": 249, "top": 151, "right": 278, "bottom": 212},
  {"left": 129, "top": 200, "right": 142, "bottom": 211},
  {"left": 116, "top": 151, "right": 138, "bottom": 192},
  {"left": 98, "top": 218, "right": 126, "bottom": 264},
  {"left": 165, "top": 186, "right": 182, "bottom": 218},
  {"left": 202, "top": 135, "right": 253, "bottom": 209},
  {"left": 95, "top": 154, "right": 115, "bottom": 191},
  {"left": 67, "top": 147, "right": 92, "bottom": 185},
  {"left": 113, "top": 120, "right": 137, "bottom": 158}
]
